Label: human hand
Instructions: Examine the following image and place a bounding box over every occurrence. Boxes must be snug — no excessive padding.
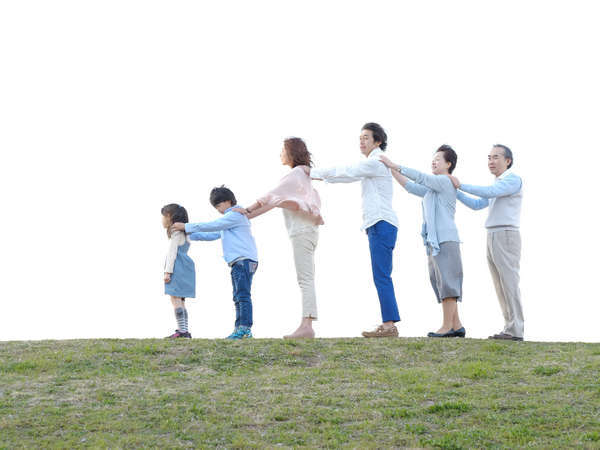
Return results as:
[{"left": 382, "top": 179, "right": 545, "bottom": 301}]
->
[
  {"left": 170, "top": 222, "right": 186, "bottom": 233},
  {"left": 301, "top": 166, "right": 311, "bottom": 176},
  {"left": 447, "top": 175, "right": 460, "bottom": 189},
  {"left": 379, "top": 155, "right": 399, "bottom": 170},
  {"left": 164, "top": 272, "right": 171, "bottom": 283},
  {"left": 232, "top": 207, "right": 248, "bottom": 216}
]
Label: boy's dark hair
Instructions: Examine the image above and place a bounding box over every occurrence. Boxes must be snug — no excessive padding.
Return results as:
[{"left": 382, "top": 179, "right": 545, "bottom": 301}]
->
[
  {"left": 436, "top": 144, "right": 458, "bottom": 174},
  {"left": 161, "top": 203, "right": 189, "bottom": 237},
  {"left": 284, "top": 137, "right": 313, "bottom": 168},
  {"left": 361, "top": 122, "right": 388, "bottom": 150},
  {"left": 210, "top": 186, "right": 237, "bottom": 207},
  {"left": 494, "top": 144, "right": 513, "bottom": 169}
]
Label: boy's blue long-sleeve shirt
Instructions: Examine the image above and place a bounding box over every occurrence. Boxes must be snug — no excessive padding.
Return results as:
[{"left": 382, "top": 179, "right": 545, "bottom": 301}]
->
[{"left": 185, "top": 206, "right": 258, "bottom": 265}]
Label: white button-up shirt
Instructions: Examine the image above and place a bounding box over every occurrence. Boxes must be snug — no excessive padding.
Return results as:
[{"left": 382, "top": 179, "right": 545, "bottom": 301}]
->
[{"left": 310, "top": 148, "right": 399, "bottom": 231}]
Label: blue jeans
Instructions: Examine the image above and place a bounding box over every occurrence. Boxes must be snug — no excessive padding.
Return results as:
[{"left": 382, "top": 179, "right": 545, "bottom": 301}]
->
[
  {"left": 230, "top": 259, "right": 258, "bottom": 328},
  {"left": 366, "top": 221, "right": 400, "bottom": 322}
]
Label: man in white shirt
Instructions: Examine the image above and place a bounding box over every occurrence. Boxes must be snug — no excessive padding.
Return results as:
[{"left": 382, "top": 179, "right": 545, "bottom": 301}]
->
[
  {"left": 450, "top": 144, "right": 524, "bottom": 341},
  {"left": 310, "top": 123, "right": 401, "bottom": 337}
]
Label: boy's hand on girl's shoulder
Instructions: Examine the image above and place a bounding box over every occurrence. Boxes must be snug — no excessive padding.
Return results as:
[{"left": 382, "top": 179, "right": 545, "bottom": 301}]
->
[
  {"left": 164, "top": 273, "right": 171, "bottom": 283},
  {"left": 170, "top": 223, "right": 186, "bottom": 233},
  {"left": 447, "top": 175, "right": 460, "bottom": 189}
]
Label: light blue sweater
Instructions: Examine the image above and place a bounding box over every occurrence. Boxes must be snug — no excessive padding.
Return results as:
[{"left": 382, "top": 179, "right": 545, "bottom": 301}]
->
[
  {"left": 401, "top": 167, "right": 460, "bottom": 256},
  {"left": 457, "top": 170, "right": 522, "bottom": 229},
  {"left": 185, "top": 206, "right": 258, "bottom": 265}
]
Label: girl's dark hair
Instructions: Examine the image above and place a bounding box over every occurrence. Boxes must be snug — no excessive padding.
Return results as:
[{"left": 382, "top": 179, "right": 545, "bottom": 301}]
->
[
  {"left": 436, "top": 144, "right": 458, "bottom": 174},
  {"left": 210, "top": 186, "right": 237, "bottom": 207},
  {"left": 161, "top": 203, "right": 189, "bottom": 237},
  {"left": 494, "top": 144, "right": 513, "bottom": 169},
  {"left": 284, "top": 137, "right": 313, "bottom": 168},
  {"left": 361, "top": 122, "right": 388, "bottom": 150}
]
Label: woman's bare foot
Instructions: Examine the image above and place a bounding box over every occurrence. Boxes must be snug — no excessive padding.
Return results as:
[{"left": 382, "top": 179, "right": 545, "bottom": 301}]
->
[
  {"left": 284, "top": 326, "right": 315, "bottom": 339},
  {"left": 435, "top": 325, "right": 454, "bottom": 334},
  {"left": 284, "top": 319, "right": 316, "bottom": 339}
]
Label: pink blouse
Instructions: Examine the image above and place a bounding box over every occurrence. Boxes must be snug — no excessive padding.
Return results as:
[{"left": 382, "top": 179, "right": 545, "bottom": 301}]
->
[{"left": 256, "top": 166, "right": 324, "bottom": 225}]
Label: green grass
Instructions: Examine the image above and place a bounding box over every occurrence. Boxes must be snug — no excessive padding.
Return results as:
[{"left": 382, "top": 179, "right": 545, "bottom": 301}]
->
[{"left": 0, "top": 338, "right": 599, "bottom": 448}]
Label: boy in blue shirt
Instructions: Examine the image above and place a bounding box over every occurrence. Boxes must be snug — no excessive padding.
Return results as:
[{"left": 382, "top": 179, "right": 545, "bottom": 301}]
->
[{"left": 171, "top": 186, "right": 258, "bottom": 339}]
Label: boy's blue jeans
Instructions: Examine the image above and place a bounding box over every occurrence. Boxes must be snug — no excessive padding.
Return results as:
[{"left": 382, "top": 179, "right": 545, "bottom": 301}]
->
[
  {"left": 230, "top": 259, "right": 258, "bottom": 328},
  {"left": 366, "top": 220, "right": 400, "bottom": 323}
]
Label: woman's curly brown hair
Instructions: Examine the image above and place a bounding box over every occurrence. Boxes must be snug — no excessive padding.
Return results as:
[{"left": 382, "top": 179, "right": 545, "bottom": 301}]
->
[{"left": 284, "top": 137, "right": 313, "bottom": 168}]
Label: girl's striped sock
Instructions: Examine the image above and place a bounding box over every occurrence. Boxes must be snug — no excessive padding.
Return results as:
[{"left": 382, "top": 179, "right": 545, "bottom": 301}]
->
[
  {"left": 183, "top": 308, "right": 189, "bottom": 333},
  {"left": 175, "top": 307, "right": 188, "bottom": 332}
]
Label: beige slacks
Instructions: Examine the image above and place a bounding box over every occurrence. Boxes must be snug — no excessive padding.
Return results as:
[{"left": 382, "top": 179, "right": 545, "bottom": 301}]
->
[
  {"left": 290, "top": 231, "right": 318, "bottom": 319},
  {"left": 487, "top": 230, "right": 524, "bottom": 338}
]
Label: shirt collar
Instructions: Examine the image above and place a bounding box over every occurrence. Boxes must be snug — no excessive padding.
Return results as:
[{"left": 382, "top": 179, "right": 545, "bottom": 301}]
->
[
  {"left": 497, "top": 169, "right": 513, "bottom": 180},
  {"left": 225, "top": 205, "right": 240, "bottom": 213},
  {"left": 367, "top": 147, "right": 383, "bottom": 159}
]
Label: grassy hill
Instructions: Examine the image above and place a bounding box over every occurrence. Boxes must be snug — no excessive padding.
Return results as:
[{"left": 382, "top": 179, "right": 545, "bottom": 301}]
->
[{"left": 1, "top": 338, "right": 599, "bottom": 448}]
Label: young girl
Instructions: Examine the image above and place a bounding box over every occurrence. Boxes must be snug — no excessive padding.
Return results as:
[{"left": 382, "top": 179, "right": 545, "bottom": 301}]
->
[{"left": 161, "top": 203, "right": 195, "bottom": 338}]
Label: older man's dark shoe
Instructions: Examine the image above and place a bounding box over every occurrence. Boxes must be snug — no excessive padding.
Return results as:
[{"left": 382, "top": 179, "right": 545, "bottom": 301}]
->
[{"left": 488, "top": 332, "right": 523, "bottom": 341}]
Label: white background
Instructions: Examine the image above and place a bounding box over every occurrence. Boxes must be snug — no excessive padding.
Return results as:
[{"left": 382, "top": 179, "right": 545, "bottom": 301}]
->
[{"left": 1, "top": 1, "right": 598, "bottom": 342}]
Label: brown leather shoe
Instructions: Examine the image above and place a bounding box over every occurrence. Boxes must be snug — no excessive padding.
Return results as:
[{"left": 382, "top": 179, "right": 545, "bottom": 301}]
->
[
  {"left": 488, "top": 332, "right": 523, "bottom": 341},
  {"left": 362, "top": 324, "right": 399, "bottom": 338}
]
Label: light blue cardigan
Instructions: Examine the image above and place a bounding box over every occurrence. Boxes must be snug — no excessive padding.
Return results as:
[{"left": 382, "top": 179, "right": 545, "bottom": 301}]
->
[{"left": 401, "top": 167, "right": 460, "bottom": 256}]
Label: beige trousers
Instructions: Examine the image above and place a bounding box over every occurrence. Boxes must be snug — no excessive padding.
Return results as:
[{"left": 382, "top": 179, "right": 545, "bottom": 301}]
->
[
  {"left": 290, "top": 231, "right": 318, "bottom": 319},
  {"left": 487, "top": 230, "right": 524, "bottom": 338}
]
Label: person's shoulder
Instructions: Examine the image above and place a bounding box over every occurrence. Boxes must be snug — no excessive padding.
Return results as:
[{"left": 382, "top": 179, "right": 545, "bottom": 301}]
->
[
  {"left": 436, "top": 174, "right": 454, "bottom": 186},
  {"left": 224, "top": 209, "right": 250, "bottom": 224},
  {"left": 504, "top": 172, "right": 522, "bottom": 184},
  {"left": 170, "top": 230, "right": 185, "bottom": 242}
]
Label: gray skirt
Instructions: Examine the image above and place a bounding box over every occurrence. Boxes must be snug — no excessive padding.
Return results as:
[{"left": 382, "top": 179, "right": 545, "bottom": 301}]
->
[{"left": 427, "top": 241, "right": 463, "bottom": 303}]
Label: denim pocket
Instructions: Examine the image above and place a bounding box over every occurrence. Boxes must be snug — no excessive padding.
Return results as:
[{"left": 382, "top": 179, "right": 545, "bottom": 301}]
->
[{"left": 249, "top": 261, "right": 258, "bottom": 274}]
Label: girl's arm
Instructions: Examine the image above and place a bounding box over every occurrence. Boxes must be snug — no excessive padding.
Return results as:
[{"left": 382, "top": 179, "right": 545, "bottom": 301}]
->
[{"left": 164, "top": 231, "right": 184, "bottom": 274}]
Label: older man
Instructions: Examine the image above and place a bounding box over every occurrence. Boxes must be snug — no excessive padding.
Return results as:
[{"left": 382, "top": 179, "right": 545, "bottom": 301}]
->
[{"left": 449, "top": 144, "right": 524, "bottom": 341}]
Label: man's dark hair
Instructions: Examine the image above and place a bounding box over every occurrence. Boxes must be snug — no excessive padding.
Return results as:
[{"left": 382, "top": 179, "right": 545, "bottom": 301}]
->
[
  {"left": 210, "top": 186, "right": 237, "bottom": 207},
  {"left": 494, "top": 144, "right": 513, "bottom": 169},
  {"left": 436, "top": 144, "right": 458, "bottom": 174},
  {"left": 361, "top": 122, "right": 388, "bottom": 150}
]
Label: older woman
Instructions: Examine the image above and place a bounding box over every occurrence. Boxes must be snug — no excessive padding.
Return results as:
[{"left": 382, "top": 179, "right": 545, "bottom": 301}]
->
[
  {"left": 238, "top": 137, "right": 323, "bottom": 338},
  {"left": 380, "top": 146, "right": 466, "bottom": 338}
]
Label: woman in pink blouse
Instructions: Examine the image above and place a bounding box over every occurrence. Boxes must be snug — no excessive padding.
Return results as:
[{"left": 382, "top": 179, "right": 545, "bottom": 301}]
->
[{"left": 237, "top": 137, "right": 323, "bottom": 338}]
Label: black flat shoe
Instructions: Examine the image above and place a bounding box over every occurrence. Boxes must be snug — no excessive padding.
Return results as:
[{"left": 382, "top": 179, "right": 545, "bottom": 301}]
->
[
  {"left": 427, "top": 329, "right": 455, "bottom": 338},
  {"left": 453, "top": 327, "right": 466, "bottom": 338}
]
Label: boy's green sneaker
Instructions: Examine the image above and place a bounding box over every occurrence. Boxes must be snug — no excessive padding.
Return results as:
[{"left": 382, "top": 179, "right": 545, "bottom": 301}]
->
[{"left": 227, "top": 326, "right": 252, "bottom": 340}]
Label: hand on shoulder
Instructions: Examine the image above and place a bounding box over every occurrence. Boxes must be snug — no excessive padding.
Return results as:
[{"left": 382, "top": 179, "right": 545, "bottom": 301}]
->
[
  {"left": 447, "top": 175, "right": 460, "bottom": 189},
  {"left": 170, "top": 223, "right": 186, "bottom": 233},
  {"left": 379, "top": 155, "right": 398, "bottom": 170}
]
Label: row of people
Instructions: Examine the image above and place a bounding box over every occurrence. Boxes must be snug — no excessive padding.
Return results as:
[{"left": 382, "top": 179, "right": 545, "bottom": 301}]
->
[{"left": 161, "top": 122, "right": 524, "bottom": 341}]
